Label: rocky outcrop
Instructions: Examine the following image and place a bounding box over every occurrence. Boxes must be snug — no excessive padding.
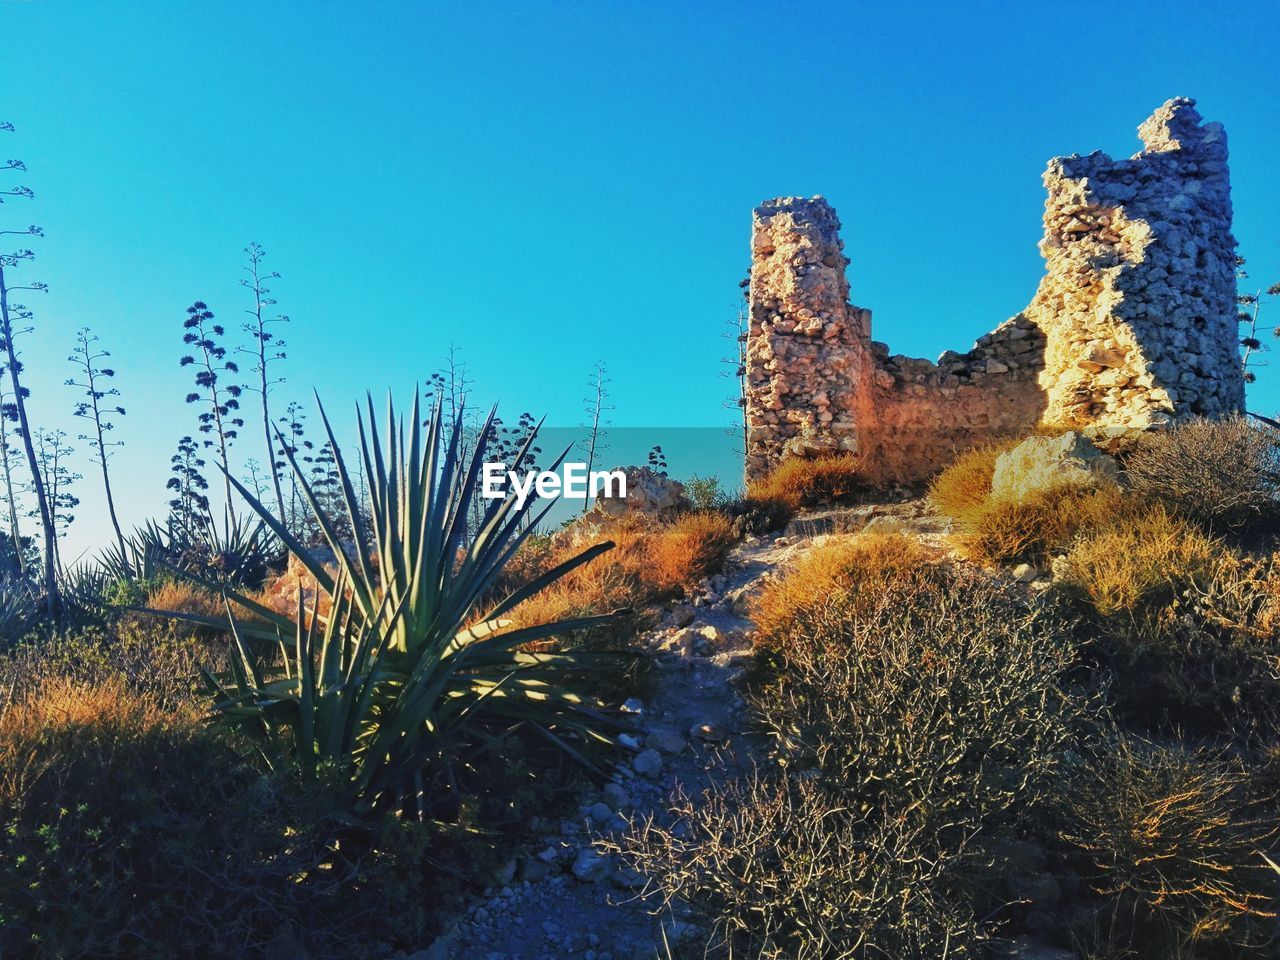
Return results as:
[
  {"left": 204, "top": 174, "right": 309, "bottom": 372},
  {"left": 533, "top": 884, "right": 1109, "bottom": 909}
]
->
[
  {"left": 990, "top": 433, "right": 1119, "bottom": 503},
  {"left": 744, "top": 98, "right": 1243, "bottom": 484},
  {"left": 586, "top": 466, "right": 689, "bottom": 524}
]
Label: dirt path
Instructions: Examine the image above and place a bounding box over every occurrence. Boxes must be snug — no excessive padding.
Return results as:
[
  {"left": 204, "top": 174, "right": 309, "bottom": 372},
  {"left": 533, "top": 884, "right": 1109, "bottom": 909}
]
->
[{"left": 407, "top": 502, "right": 943, "bottom": 960}]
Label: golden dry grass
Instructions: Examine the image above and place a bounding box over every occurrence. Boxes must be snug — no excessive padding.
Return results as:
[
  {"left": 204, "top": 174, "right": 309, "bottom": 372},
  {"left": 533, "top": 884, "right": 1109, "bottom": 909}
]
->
[
  {"left": 927, "top": 438, "right": 1021, "bottom": 518},
  {"left": 0, "top": 677, "right": 201, "bottom": 804},
  {"left": 145, "top": 579, "right": 227, "bottom": 619},
  {"left": 951, "top": 483, "right": 1131, "bottom": 566},
  {"left": 647, "top": 510, "right": 736, "bottom": 596},
  {"left": 508, "top": 511, "right": 737, "bottom": 632},
  {"left": 751, "top": 531, "right": 941, "bottom": 649},
  {"left": 746, "top": 454, "right": 866, "bottom": 511},
  {"left": 1057, "top": 506, "right": 1221, "bottom": 616}
]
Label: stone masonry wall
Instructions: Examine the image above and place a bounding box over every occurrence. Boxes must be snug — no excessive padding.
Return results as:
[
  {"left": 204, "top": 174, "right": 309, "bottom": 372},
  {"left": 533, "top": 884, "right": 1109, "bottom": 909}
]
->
[{"left": 744, "top": 98, "right": 1243, "bottom": 484}]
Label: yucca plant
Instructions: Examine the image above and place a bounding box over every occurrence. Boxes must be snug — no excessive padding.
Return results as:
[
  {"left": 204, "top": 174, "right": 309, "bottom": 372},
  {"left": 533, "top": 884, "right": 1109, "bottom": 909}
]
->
[{"left": 157, "top": 392, "right": 622, "bottom": 824}]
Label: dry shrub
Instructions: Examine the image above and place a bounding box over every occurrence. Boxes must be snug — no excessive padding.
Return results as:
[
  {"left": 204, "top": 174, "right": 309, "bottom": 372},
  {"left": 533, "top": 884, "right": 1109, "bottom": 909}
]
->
[
  {"left": 953, "top": 482, "right": 1130, "bottom": 566},
  {"left": 751, "top": 531, "right": 939, "bottom": 649},
  {"left": 1188, "top": 551, "right": 1280, "bottom": 641},
  {"left": 616, "top": 772, "right": 981, "bottom": 960},
  {"left": 1125, "top": 416, "right": 1280, "bottom": 534},
  {"left": 620, "top": 566, "right": 1080, "bottom": 958},
  {"left": 1058, "top": 736, "right": 1279, "bottom": 956},
  {"left": 928, "top": 437, "right": 1020, "bottom": 518},
  {"left": 508, "top": 512, "right": 735, "bottom": 634},
  {"left": 145, "top": 578, "right": 227, "bottom": 618},
  {"left": 0, "top": 678, "right": 449, "bottom": 958},
  {"left": 756, "top": 567, "right": 1078, "bottom": 833},
  {"left": 746, "top": 454, "right": 866, "bottom": 511},
  {"left": 1057, "top": 506, "right": 1221, "bottom": 616},
  {"left": 118, "top": 578, "right": 248, "bottom": 645},
  {"left": 646, "top": 510, "right": 736, "bottom": 596},
  {"left": 509, "top": 532, "right": 649, "bottom": 634},
  {"left": 1060, "top": 527, "right": 1280, "bottom": 737}
]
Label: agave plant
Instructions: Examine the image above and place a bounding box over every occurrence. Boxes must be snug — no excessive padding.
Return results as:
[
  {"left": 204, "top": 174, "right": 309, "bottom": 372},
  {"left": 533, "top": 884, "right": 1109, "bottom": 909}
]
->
[
  {"left": 170, "top": 511, "right": 275, "bottom": 588},
  {"left": 161, "top": 393, "right": 622, "bottom": 822},
  {"left": 0, "top": 574, "right": 39, "bottom": 646},
  {"left": 58, "top": 563, "right": 113, "bottom": 625},
  {"left": 102, "top": 514, "right": 275, "bottom": 588},
  {"left": 99, "top": 520, "right": 170, "bottom": 582}
]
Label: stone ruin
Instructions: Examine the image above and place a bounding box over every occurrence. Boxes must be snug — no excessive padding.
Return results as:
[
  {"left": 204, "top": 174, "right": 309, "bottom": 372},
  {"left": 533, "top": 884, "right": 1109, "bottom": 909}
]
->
[{"left": 744, "top": 98, "right": 1244, "bottom": 483}]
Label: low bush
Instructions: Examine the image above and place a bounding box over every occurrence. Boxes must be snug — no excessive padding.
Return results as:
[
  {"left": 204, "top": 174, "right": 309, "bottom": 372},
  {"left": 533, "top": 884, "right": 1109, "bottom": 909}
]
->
[
  {"left": 750, "top": 531, "right": 939, "bottom": 649},
  {"left": 725, "top": 493, "right": 794, "bottom": 536},
  {"left": 0, "top": 624, "right": 207, "bottom": 709},
  {"left": 1057, "top": 735, "right": 1279, "bottom": 957},
  {"left": 1124, "top": 416, "right": 1280, "bottom": 535},
  {"left": 684, "top": 473, "right": 728, "bottom": 511},
  {"left": 138, "top": 577, "right": 231, "bottom": 630},
  {"left": 0, "top": 678, "right": 449, "bottom": 959},
  {"left": 1058, "top": 528, "right": 1280, "bottom": 737},
  {"left": 617, "top": 772, "right": 984, "bottom": 960},
  {"left": 620, "top": 564, "right": 1081, "bottom": 958},
  {"left": 647, "top": 510, "right": 736, "bottom": 595},
  {"left": 952, "top": 482, "right": 1129, "bottom": 566},
  {"left": 927, "top": 437, "right": 1020, "bottom": 518},
  {"left": 511, "top": 512, "right": 736, "bottom": 634},
  {"left": 1187, "top": 551, "right": 1280, "bottom": 642},
  {"left": 746, "top": 453, "right": 866, "bottom": 511},
  {"left": 1056, "top": 506, "right": 1220, "bottom": 616}
]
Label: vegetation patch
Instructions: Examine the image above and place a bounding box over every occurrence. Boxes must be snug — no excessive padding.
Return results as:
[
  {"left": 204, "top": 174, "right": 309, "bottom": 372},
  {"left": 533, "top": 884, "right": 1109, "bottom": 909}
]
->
[
  {"left": 0, "top": 677, "right": 456, "bottom": 959},
  {"left": 750, "top": 530, "right": 939, "bottom": 649},
  {"left": 745, "top": 453, "right": 867, "bottom": 512},
  {"left": 1124, "top": 416, "right": 1280, "bottom": 536},
  {"left": 1057, "top": 735, "right": 1279, "bottom": 957},
  {"left": 926, "top": 437, "right": 1020, "bottom": 518},
  {"left": 951, "top": 482, "right": 1129, "bottom": 566},
  {"left": 619, "top": 564, "right": 1080, "bottom": 958}
]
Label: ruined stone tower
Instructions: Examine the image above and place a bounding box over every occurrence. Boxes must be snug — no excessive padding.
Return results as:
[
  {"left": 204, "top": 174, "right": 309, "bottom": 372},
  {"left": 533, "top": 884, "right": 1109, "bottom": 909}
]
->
[{"left": 744, "top": 98, "right": 1243, "bottom": 483}]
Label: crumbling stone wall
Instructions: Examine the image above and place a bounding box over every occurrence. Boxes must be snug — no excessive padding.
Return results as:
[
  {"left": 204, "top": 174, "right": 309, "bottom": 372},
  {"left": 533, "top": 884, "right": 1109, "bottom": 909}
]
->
[{"left": 744, "top": 98, "right": 1243, "bottom": 484}]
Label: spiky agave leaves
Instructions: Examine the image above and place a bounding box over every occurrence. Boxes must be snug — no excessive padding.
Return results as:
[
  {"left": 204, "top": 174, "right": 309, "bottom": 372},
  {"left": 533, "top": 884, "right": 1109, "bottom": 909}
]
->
[{"left": 191, "top": 391, "right": 624, "bottom": 821}]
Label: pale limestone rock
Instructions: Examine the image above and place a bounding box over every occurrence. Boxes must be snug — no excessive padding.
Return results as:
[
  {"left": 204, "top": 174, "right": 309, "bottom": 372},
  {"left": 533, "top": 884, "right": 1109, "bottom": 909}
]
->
[
  {"left": 990, "top": 433, "right": 1119, "bottom": 502},
  {"left": 587, "top": 465, "right": 688, "bottom": 524}
]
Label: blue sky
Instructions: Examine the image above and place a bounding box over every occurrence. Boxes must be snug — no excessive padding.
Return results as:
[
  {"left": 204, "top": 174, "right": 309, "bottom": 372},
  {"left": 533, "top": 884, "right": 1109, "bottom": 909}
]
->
[{"left": 4, "top": 0, "right": 1279, "bottom": 561}]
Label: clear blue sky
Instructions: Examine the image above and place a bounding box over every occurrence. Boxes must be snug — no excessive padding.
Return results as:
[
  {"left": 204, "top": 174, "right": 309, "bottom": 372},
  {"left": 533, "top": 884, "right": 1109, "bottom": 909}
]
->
[{"left": 4, "top": 0, "right": 1279, "bottom": 561}]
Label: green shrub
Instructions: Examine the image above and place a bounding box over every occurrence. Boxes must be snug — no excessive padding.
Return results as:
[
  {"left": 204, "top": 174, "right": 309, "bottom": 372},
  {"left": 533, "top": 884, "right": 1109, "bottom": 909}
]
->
[
  {"left": 684, "top": 473, "right": 728, "bottom": 511},
  {"left": 726, "top": 493, "right": 793, "bottom": 535},
  {"left": 0, "top": 624, "right": 208, "bottom": 710},
  {"left": 1124, "top": 416, "right": 1280, "bottom": 535},
  {"left": 1057, "top": 735, "right": 1279, "bottom": 957},
  {"left": 618, "top": 566, "right": 1082, "bottom": 958}
]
